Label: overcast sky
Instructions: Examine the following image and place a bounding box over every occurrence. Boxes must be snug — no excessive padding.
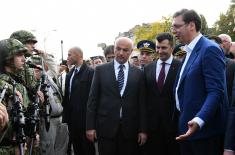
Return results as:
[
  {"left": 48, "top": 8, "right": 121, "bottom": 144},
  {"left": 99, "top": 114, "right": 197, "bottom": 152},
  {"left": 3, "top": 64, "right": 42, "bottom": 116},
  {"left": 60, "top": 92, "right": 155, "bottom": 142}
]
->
[{"left": 0, "top": 0, "right": 232, "bottom": 61}]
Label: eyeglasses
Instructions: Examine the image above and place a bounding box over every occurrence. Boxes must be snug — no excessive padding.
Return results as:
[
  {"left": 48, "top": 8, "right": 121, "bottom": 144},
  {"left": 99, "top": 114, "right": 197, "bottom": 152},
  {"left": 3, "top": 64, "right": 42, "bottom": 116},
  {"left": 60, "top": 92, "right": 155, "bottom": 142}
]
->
[{"left": 171, "top": 23, "right": 188, "bottom": 30}]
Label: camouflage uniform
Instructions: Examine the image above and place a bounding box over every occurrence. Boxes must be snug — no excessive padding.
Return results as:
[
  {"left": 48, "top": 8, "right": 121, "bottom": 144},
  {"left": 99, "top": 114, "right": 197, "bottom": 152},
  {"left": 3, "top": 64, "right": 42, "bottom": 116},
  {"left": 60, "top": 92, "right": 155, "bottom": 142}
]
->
[
  {"left": 10, "top": 30, "right": 44, "bottom": 155},
  {"left": 0, "top": 38, "right": 29, "bottom": 155},
  {"left": 10, "top": 30, "right": 39, "bottom": 96}
]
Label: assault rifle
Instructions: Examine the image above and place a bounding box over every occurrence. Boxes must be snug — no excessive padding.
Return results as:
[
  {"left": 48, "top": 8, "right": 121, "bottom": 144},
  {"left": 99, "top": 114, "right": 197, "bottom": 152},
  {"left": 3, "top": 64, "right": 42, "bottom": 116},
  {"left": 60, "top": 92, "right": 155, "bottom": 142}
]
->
[
  {"left": 12, "top": 81, "right": 26, "bottom": 155},
  {"left": 28, "top": 81, "right": 41, "bottom": 155}
]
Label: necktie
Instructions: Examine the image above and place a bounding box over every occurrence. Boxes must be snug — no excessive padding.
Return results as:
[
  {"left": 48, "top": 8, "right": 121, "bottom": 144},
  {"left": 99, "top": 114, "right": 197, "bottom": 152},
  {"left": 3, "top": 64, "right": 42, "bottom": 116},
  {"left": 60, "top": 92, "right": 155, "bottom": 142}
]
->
[
  {"left": 74, "top": 68, "right": 79, "bottom": 74},
  {"left": 157, "top": 62, "right": 165, "bottom": 91},
  {"left": 69, "top": 68, "right": 78, "bottom": 95},
  {"left": 140, "top": 64, "right": 145, "bottom": 71},
  {"left": 118, "top": 65, "right": 124, "bottom": 92},
  {"left": 72, "top": 68, "right": 78, "bottom": 84}
]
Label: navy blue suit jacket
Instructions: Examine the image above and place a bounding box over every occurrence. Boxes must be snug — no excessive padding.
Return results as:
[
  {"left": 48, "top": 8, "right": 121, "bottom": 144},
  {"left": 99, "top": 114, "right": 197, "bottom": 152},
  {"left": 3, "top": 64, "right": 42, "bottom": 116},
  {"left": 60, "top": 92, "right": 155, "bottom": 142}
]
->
[{"left": 174, "top": 36, "right": 228, "bottom": 140}]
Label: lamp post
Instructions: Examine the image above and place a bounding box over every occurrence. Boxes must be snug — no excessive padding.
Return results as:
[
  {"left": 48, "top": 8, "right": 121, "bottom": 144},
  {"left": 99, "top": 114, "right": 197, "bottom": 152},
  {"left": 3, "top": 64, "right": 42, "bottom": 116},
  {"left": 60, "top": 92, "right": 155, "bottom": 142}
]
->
[{"left": 61, "top": 40, "right": 64, "bottom": 61}]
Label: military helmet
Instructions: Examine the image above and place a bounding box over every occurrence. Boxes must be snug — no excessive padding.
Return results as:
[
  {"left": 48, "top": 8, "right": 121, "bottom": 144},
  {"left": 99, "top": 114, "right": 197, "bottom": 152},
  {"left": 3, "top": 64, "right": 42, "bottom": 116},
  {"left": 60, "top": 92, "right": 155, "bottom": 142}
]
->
[
  {"left": 0, "top": 38, "right": 28, "bottom": 62},
  {"left": 10, "top": 30, "right": 37, "bottom": 44}
]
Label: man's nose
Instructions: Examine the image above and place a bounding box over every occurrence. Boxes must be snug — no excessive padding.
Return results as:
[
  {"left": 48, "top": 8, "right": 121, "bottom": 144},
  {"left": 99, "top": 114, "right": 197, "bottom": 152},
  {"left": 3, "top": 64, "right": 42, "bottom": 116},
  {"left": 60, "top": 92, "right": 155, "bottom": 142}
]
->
[
  {"left": 22, "top": 55, "right": 26, "bottom": 62},
  {"left": 119, "top": 50, "right": 124, "bottom": 55}
]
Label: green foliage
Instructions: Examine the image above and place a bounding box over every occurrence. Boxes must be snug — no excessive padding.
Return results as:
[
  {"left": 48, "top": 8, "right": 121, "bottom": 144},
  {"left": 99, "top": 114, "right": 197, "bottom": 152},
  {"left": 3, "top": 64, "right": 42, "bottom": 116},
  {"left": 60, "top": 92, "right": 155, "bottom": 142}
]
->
[
  {"left": 200, "top": 14, "right": 209, "bottom": 35},
  {"left": 133, "top": 16, "right": 172, "bottom": 45},
  {"left": 212, "top": 3, "right": 235, "bottom": 40}
]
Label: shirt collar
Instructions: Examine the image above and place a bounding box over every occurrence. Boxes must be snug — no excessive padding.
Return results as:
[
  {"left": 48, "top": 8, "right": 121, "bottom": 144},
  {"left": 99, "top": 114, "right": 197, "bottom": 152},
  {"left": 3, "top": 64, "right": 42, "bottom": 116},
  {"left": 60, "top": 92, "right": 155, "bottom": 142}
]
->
[
  {"left": 158, "top": 55, "right": 173, "bottom": 65},
  {"left": 74, "top": 65, "right": 81, "bottom": 72},
  {"left": 184, "top": 33, "right": 202, "bottom": 52},
  {"left": 114, "top": 59, "right": 129, "bottom": 70}
]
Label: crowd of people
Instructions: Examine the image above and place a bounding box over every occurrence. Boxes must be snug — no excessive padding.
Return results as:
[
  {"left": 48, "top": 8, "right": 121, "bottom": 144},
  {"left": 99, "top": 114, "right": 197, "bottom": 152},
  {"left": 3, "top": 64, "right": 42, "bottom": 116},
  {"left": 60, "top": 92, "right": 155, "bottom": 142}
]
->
[{"left": 0, "top": 8, "right": 235, "bottom": 155}]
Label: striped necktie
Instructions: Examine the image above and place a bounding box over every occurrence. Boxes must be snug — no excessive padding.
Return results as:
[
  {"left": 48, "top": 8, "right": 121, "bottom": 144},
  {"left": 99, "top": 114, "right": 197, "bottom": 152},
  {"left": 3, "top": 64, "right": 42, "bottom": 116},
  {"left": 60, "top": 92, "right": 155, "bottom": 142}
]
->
[{"left": 118, "top": 64, "right": 124, "bottom": 92}]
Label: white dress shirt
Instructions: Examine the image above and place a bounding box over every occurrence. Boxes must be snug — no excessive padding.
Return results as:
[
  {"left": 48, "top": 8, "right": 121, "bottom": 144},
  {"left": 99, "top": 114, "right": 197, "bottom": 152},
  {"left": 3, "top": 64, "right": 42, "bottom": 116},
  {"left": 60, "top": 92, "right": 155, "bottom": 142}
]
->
[
  {"left": 114, "top": 59, "right": 129, "bottom": 118},
  {"left": 114, "top": 59, "right": 129, "bottom": 96},
  {"left": 69, "top": 66, "right": 81, "bottom": 95},
  {"left": 156, "top": 55, "right": 173, "bottom": 82},
  {"left": 175, "top": 33, "right": 205, "bottom": 128}
]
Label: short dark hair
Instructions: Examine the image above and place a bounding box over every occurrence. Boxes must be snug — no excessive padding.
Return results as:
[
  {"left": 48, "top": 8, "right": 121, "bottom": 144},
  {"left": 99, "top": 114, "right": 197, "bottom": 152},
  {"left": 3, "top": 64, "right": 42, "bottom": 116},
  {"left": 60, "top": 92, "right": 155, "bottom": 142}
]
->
[
  {"left": 156, "top": 32, "right": 174, "bottom": 47},
  {"left": 173, "top": 9, "right": 201, "bottom": 32},
  {"left": 103, "top": 45, "right": 114, "bottom": 57},
  {"left": 208, "top": 35, "right": 222, "bottom": 44},
  {"left": 60, "top": 60, "right": 68, "bottom": 66}
]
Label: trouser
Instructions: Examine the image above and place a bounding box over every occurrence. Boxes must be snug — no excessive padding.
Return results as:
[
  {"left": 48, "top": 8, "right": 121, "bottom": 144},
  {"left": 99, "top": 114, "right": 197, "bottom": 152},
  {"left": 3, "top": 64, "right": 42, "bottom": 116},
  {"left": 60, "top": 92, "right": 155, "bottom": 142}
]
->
[
  {"left": 145, "top": 130, "right": 180, "bottom": 155},
  {"left": 97, "top": 122, "right": 138, "bottom": 155},
  {"left": 179, "top": 136, "right": 223, "bottom": 155}
]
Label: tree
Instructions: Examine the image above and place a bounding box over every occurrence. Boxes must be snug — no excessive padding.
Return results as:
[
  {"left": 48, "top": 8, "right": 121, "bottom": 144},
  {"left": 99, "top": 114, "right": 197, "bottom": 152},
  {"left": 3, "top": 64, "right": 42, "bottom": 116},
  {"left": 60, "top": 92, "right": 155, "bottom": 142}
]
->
[
  {"left": 200, "top": 14, "right": 209, "bottom": 35},
  {"left": 212, "top": 3, "right": 235, "bottom": 40},
  {"left": 133, "top": 16, "right": 172, "bottom": 45}
]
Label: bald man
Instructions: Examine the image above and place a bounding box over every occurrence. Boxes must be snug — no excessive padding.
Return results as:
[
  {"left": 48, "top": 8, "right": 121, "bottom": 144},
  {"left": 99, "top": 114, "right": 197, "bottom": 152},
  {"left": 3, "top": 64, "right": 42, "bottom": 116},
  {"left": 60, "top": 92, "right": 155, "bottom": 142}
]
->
[
  {"left": 86, "top": 37, "right": 147, "bottom": 155},
  {"left": 218, "top": 34, "right": 234, "bottom": 59},
  {"left": 62, "top": 47, "right": 95, "bottom": 155}
]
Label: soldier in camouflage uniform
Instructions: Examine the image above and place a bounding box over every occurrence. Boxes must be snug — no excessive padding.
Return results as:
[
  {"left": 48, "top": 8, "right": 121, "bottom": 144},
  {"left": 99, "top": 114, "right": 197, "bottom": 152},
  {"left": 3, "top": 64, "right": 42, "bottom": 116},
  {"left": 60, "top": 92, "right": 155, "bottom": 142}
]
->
[
  {"left": 10, "top": 30, "right": 39, "bottom": 95},
  {"left": 0, "top": 38, "right": 30, "bottom": 155},
  {"left": 11, "top": 30, "right": 60, "bottom": 155},
  {"left": 10, "top": 30, "right": 58, "bottom": 90}
]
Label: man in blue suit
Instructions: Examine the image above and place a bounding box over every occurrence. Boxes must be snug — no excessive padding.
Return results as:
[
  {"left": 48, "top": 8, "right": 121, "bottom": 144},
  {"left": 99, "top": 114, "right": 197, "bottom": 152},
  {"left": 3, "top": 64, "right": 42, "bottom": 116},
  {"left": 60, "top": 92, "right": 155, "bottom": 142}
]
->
[{"left": 172, "top": 9, "right": 227, "bottom": 155}]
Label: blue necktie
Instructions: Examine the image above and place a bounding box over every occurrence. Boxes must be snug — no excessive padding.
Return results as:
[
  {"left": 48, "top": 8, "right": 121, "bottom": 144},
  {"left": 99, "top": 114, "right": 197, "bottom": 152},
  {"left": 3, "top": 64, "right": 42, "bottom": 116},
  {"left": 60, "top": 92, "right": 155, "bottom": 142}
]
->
[
  {"left": 118, "top": 65, "right": 124, "bottom": 92},
  {"left": 74, "top": 68, "right": 79, "bottom": 74},
  {"left": 69, "top": 68, "right": 78, "bottom": 95}
]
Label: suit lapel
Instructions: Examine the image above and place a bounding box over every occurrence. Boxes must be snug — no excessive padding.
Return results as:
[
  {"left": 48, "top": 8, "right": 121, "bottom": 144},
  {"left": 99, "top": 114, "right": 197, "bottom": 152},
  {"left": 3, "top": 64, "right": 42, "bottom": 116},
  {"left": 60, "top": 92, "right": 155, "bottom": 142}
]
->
[
  {"left": 123, "top": 63, "right": 133, "bottom": 97},
  {"left": 65, "top": 68, "right": 74, "bottom": 92},
  {"left": 110, "top": 61, "right": 120, "bottom": 97},
  {"left": 163, "top": 59, "right": 177, "bottom": 91},
  {"left": 67, "top": 68, "right": 74, "bottom": 81},
  {"left": 151, "top": 61, "right": 161, "bottom": 93},
  {"left": 70, "top": 64, "right": 86, "bottom": 95},
  {"left": 178, "top": 38, "right": 202, "bottom": 87}
]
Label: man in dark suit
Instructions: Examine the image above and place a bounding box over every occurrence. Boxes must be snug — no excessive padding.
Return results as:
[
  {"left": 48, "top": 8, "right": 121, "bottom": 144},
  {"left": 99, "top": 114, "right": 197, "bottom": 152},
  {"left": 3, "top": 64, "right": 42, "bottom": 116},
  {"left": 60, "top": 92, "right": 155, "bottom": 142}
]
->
[
  {"left": 225, "top": 58, "right": 235, "bottom": 106},
  {"left": 172, "top": 9, "right": 227, "bottom": 155},
  {"left": 62, "top": 47, "right": 95, "bottom": 155},
  {"left": 209, "top": 35, "right": 235, "bottom": 106},
  {"left": 217, "top": 34, "right": 235, "bottom": 106},
  {"left": 144, "top": 32, "right": 181, "bottom": 155},
  {"left": 86, "top": 37, "right": 147, "bottom": 155},
  {"left": 218, "top": 34, "right": 234, "bottom": 59},
  {"left": 224, "top": 107, "right": 235, "bottom": 155}
]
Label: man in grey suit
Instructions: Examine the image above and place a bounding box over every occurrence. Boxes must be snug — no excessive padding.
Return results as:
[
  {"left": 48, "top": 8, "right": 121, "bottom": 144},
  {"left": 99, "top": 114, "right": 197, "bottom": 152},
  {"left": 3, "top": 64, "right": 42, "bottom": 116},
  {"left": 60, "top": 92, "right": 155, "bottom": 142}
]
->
[{"left": 86, "top": 37, "right": 147, "bottom": 155}]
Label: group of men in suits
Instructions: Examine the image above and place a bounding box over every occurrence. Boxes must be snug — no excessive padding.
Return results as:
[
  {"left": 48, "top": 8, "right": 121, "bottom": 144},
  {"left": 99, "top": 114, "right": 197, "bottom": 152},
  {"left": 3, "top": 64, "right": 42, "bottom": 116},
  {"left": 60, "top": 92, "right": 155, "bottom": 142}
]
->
[
  {"left": 62, "top": 8, "right": 234, "bottom": 155},
  {"left": 85, "top": 32, "right": 182, "bottom": 155}
]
